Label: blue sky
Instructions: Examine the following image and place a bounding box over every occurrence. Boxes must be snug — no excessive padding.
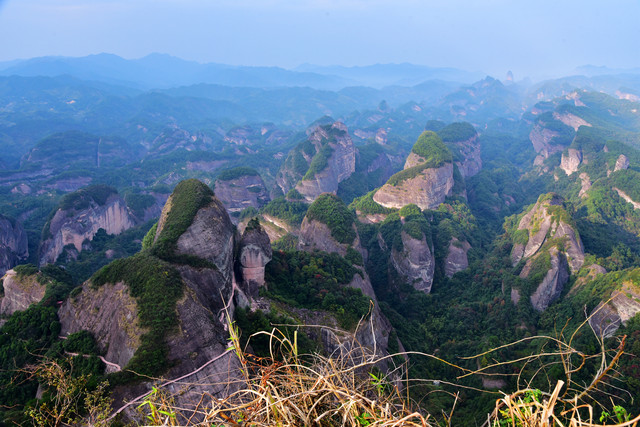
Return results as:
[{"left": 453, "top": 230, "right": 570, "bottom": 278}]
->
[{"left": 1, "top": 0, "right": 639, "bottom": 79}]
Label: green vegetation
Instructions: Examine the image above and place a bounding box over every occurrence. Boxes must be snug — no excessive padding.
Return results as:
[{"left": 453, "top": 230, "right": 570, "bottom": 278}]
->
[
  {"left": 438, "top": 122, "right": 477, "bottom": 142},
  {"left": 59, "top": 184, "right": 118, "bottom": 211},
  {"left": 216, "top": 166, "right": 260, "bottom": 181},
  {"left": 411, "top": 131, "right": 452, "bottom": 164},
  {"left": 150, "top": 179, "right": 215, "bottom": 264},
  {"left": 264, "top": 250, "right": 371, "bottom": 330},
  {"left": 305, "top": 193, "right": 356, "bottom": 245},
  {"left": 349, "top": 191, "right": 394, "bottom": 215},
  {"left": 142, "top": 222, "right": 158, "bottom": 250},
  {"left": 286, "top": 188, "right": 304, "bottom": 200},
  {"left": 610, "top": 169, "right": 640, "bottom": 202},
  {"left": 303, "top": 144, "right": 333, "bottom": 180},
  {"left": 261, "top": 197, "right": 308, "bottom": 226},
  {"left": 91, "top": 252, "right": 184, "bottom": 378},
  {"left": 124, "top": 192, "right": 156, "bottom": 219}
]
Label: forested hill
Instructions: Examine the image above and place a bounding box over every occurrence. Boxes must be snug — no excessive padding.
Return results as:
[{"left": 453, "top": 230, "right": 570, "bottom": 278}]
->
[{"left": 1, "top": 62, "right": 640, "bottom": 424}]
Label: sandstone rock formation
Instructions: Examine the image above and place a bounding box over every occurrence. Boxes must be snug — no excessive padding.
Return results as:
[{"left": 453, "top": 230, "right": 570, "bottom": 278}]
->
[
  {"left": 560, "top": 148, "right": 582, "bottom": 175},
  {"left": 276, "top": 121, "right": 355, "bottom": 202},
  {"left": 391, "top": 231, "right": 435, "bottom": 293},
  {"left": 588, "top": 283, "right": 640, "bottom": 337},
  {"left": 374, "top": 131, "right": 454, "bottom": 210},
  {"left": 614, "top": 154, "right": 630, "bottom": 172},
  {"left": 237, "top": 219, "right": 272, "bottom": 299},
  {"left": 0, "top": 216, "right": 28, "bottom": 276},
  {"left": 439, "top": 122, "right": 481, "bottom": 178},
  {"left": 39, "top": 187, "right": 136, "bottom": 266},
  {"left": 214, "top": 168, "right": 270, "bottom": 216},
  {"left": 444, "top": 237, "right": 471, "bottom": 278},
  {"left": 0, "top": 269, "right": 46, "bottom": 317},
  {"left": 525, "top": 247, "right": 570, "bottom": 312}
]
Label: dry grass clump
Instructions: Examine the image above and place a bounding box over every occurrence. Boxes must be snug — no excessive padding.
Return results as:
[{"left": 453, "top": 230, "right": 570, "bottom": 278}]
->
[{"left": 134, "top": 323, "right": 432, "bottom": 426}]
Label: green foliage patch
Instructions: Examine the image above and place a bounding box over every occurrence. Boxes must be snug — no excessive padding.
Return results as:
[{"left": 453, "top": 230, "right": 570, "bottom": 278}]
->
[
  {"left": 59, "top": 184, "right": 118, "bottom": 212},
  {"left": 261, "top": 197, "right": 308, "bottom": 226},
  {"left": 306, "top": 193, "right": 356, "bottom": 245},
  {"left": 217, "top": 166, "right": 260, "bottom": 181},
  {"left": 438, "top": 122, "right": 477, "bottom": 142},
  {"left": 303, "top": 144, "right": 333, "bottom": 180},
  {"left": 264, "top": 250, "right": 371, "bottom": 330},
  {"left": 410, "top": 131, "right": 452, "bottom": 165},
  {"left": 349, "top": 191, "right": 394, "bottom": 215}
]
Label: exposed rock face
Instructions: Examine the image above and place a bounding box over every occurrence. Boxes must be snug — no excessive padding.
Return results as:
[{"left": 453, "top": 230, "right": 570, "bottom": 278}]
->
[
  {"left": 295, "top": 123, "right": 356, "bottom": 202},
  {"left": 526, "top": 247, "right": 570, "bottom": 312},
  {"left": 39, "top": 195, "right": 136, "bottom": 266},
  {"left": 0, "top": 270, "right": 46, "bottom": 317},
  {"left": 614, "top": 188, "right": 640, "bottom": 210},
  {"left": 237, "top": 221, "right": 272, "bottom": 298},
  {"left": 179, "top": 211, "right": 235, "bottom": 281},
  {"left": 529, "top": 123, "right": 564, "bottom": 159},
  {"left": 614, "top": 154, "right": 630, "bottom": 172},
  {"left": 391, "top": 231, "right": 435, "bottom": 293},
  {"left": 215, "top": 174, "right": 270, "bottom": 215},
  {"left": 588, "top": 283, "right": 640, "bottom": 338},
  {"left": 560, "top": 148, "right": 582, "bottom": 175},
  {"left": 511, "top": 194, "right": 584, "bottom": 274},
  {"left": 298, "top": 218, "right": 353, "bottom": 256},
  {"left": 552, "top": 112, "right": 591, "bottom": 131},
  {"left": 276, "top": 122, "right": 356, "bottom": 202},
  {"left": 59, "top": 281, "right": 143, "bottom": 369},
  {"left": 373, "top": 163, "right": 454, "bottom": 210},
  {"left": 450, "top": 134, "right": 482, "bottom": 178},
  {"left": 59, "top": 182, "right": 243, "bottom": 416},
  {"left": 444, "top": 237, "right": 471, "bottom": 278},
  {"left": 0, "top": 216, "right": 28, "bottom": 276},
  {"left": 578, "top": 173, "right": 592, "bottom": 198}
]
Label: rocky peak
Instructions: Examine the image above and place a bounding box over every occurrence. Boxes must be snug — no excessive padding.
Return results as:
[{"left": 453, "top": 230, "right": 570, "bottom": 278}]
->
[
  {"left": 214, "top": 167, "right": 270, "bottom": 219},
  {"left": 0, "top": 215, "right": 28, "bottom": 276},
  {"left": 560, "top": 148, "right": 582, "bottom": 175},
  {"left": 0, "top": 268, "right": 46, "bottom": 318},
  {"left": 438, "top": 122, "right": 481, "bottom": 178},
  {"left": 614, "top": 154, "right": 630, "bottom": 172},
  {"left": 373, "top": 131, "right": 454, "bottom": 210},
  {"left": 237, "top": 218, "right": 272, "bottom": 299},
  {"left": 276, "top": 121, "right": 355, "bottom": 202},
  {"left": 38, "top": 185, "right": 136, "bottom": 266}
]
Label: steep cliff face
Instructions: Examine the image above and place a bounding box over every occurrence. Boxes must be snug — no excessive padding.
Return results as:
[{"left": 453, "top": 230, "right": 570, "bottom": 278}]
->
[
  {"left": 214, "top": 168, "right": 270, "bottom": 216},
  {"left": 0, "top": 269, "right": 46, "bottom": 317},
  {"left": 39, "top": 186, "right": 136, "bottom": 266},
  {"left": 510, "top": 193, "right": 584, "bottom": 311},
  {"left": 276, "top": 122, "right": 355, "bottom": 202},
  {"left": 444, "top": 237, "right": 471, "bottom": 278},
  {"left": 588, "top": 283, "right": 640, "bottom": 337},
  {"left": 374, "top": 131, "right": 454, "bottom": 210},
  {"left": 439, "top": 122, "right": 481, "bottom": 178},
  {"left": 391, "top": 231, "right": 435, "bottom": 293},
  {"left": 58, "top": 180, "right": 242, "bottom": 414},
  {"left": 237, "top": 219, "right": 272, "bottom": 299},
  {"left": 525, "top": 247, "right": 570, "bottom": 312},
  {"left": 560, "top": 148, "right": 582, "bottom": 175},
  {"left": 0, "top": 216, "right": 28, "bottom": 276},
  {"left": 510, "top": 193, "right": 584, "bottom": 274}
]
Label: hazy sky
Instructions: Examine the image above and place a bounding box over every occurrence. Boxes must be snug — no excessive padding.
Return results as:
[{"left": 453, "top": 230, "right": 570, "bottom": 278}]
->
[{"left": 1, "top": 0, "right": 639, "bottom": 78}]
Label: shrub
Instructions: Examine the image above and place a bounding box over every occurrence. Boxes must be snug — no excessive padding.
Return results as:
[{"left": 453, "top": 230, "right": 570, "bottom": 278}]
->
[{"left": 306, "top": 194, "right": 356, "bottom": 245}]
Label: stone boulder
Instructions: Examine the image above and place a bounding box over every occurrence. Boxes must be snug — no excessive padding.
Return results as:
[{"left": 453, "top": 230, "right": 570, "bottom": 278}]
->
[{"left": 237, "top": 219, "right": 272, "bottom": 298}]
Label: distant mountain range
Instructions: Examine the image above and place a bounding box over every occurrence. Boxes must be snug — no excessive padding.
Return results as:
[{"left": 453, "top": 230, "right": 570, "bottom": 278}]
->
[{"left": 0, "top": 53, "right": 485, "bottom": 90}]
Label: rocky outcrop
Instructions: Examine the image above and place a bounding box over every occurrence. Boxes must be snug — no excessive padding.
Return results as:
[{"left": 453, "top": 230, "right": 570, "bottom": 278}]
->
[
  {"left": 298, "top": 218, "right": 354, "bottom": 256},
  {"left": 525, "top": 247, "right": 570, "bottom": 312},
  {"left": 446, "top": 131, "right": 481, "bottom": 178},
  {"left": 0, "top": 216, "right": 28, "bottom": 276},
  {"left": 59, "top": 181, "right": 243, "bottom": 418},
  {"left": 39, "top": 192, "right": 136, "bottom": 266},
  {"left": 614, "top": 188, "right": 640, "bottom": 210},
  {"left": 237, "top": 220, "right": 272, "bottom": 299},
  {"left": 510, "top": 194, "right": 584, "bottom": 274},
  {"left": 391, "top": 231, "right": 435, "bottom": 293},
  {"left": 560, "top": 148, "right": 582, "bottom": 175},
  {"left": 374, "top": 131, "right": 454, "bottom": 210},
  {"left": 614, "top": 154, "right": 630, "bottom": 172},
  {"left": 588, "top": 283, "right": 640, "bottom": 338},
  {"left": 0, "top": 269, "right": 46, "bottom": 317},
  {"left": 215, "top": 172, "right": 270, "bottom": 215},
  {"left": 529, "top": 123, "right": 565, "bottom": 159},
  {"left": 374, "top": 163, "right": 454, "bottom": 210},
  {"left": 552, "top": 112, "right": 591, "bottom": 131},
  {"left": 578, "top": 173, "right": 591, "bottom": 198},
  {"left": 276, "top": 122, "right": 356, "bottom": 202},
  {"left": 59, "top": 281, "right": 143, "bottom": 369},
  {"left": 444, "top": 237, "right": 471, "bottom": 278}
]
